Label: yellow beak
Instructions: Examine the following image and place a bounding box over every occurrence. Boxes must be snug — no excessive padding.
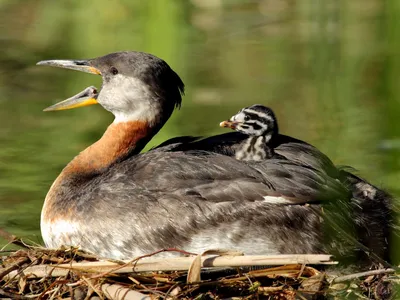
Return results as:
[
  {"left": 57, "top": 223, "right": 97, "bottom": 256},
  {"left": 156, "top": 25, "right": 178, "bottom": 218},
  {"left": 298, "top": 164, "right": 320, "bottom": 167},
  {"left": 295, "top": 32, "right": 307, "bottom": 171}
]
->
[
  {"left": 43, "top": 86, "right": 98, "bottom": 112},
  {"left": 37, "top": 58, "right": 102, "bottom": 111},
  {"left": 219, "top": 120, "right": 238, "bottom": 129},
  {"left": 37, "top": 59, "right": 101, "bottom": 75}
]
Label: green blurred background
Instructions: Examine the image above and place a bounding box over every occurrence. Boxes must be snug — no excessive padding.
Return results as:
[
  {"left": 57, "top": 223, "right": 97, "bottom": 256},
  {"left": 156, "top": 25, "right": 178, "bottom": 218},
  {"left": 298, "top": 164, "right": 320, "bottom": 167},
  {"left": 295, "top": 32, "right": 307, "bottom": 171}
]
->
[{"left": 0, "top": 0, "right": 399, "bottom": 260}]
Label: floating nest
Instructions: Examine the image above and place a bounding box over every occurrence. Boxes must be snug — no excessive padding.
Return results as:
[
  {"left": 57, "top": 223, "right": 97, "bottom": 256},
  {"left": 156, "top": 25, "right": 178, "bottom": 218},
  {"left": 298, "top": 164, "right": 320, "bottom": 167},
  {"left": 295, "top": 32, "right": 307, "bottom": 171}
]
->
[{"left": 0, "top": 234, "right": 396, "bottom": 299}]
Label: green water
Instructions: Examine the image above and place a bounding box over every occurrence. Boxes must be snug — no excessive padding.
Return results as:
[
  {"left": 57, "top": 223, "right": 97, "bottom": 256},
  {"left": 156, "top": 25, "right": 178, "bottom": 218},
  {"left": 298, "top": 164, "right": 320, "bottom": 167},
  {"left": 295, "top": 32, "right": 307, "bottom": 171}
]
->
[{"left": 0, "top": 0, "right": 399, "bottom": 260}]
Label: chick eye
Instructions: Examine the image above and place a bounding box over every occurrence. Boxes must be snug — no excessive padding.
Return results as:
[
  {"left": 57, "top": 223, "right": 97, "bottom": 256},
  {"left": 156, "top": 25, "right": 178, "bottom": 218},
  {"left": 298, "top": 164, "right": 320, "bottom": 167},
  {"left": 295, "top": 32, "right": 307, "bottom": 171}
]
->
[
  {"left": 110, "top": 66, "right": 119, "bottom": 75},
  {"left": 244, "top": 115, "right": 250, "bottom": 121}
]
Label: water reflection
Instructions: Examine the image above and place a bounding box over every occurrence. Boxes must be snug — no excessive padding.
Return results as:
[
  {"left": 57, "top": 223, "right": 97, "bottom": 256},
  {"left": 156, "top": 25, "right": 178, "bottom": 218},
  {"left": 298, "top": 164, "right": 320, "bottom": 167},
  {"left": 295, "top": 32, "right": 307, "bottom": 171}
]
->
[{"left": 0, "top": 0, "right": 398, "bottom": 259}]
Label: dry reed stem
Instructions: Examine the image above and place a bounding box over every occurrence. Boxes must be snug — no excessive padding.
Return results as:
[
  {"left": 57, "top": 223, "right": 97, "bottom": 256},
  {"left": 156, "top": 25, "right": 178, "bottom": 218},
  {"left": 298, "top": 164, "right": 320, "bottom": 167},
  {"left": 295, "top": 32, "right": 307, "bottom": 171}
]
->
[
  {"left": 2, "top": 254, "right": 335, "bottom": 281},
  {"left": 332, "top": 268, "right": 396, "bottom": 283}
]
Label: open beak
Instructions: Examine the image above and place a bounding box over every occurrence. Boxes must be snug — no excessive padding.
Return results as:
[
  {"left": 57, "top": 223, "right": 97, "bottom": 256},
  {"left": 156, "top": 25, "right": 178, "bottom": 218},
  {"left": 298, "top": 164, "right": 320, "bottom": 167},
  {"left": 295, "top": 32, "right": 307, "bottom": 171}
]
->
[
  {"left": 43, "top": 86, "right": 98, "bottom": 112},
  {"left": 37, "top": 59, "right": 102, "bottom": 111},
  {"left": 220, "top": 120, "right": 238, "bottom": 129},
  {"left": 37, "top": 59, "right": 101, "bottom": 75}
]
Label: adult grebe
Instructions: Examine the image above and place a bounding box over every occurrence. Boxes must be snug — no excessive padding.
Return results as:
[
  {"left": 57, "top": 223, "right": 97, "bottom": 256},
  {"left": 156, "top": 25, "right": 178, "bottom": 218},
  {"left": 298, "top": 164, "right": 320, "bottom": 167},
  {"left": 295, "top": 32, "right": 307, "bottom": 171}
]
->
[
  {"left": 217, "top": 104, "right": 392, "bottom": 263},
  {"left": 37, "top": 52, "right": 353, "bottom": 260}
]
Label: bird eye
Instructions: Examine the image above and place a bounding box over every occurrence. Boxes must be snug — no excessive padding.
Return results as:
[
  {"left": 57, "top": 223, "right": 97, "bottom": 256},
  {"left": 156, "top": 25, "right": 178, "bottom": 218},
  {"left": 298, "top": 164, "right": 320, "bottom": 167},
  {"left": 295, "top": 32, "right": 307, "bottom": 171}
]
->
[
  {"left": 244, "top": 115, "right": 250, "bottom": 121},
  {"left": 110, "top": 67, "right": 119, "bottom": 75}
]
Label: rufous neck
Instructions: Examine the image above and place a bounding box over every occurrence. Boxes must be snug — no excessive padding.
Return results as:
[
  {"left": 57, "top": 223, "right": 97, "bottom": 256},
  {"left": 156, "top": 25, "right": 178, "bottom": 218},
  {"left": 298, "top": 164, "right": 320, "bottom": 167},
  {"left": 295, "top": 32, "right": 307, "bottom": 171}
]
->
[{"left": 63, "top": 121, "right": 153, "bottom": 177}]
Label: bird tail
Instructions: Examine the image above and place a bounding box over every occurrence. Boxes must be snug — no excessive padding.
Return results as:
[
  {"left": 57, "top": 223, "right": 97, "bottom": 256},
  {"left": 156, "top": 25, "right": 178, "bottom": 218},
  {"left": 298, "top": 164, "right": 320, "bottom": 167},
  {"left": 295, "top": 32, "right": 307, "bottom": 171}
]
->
[{"left": 338, "top": 167, "right": 393, "bottom": 265}]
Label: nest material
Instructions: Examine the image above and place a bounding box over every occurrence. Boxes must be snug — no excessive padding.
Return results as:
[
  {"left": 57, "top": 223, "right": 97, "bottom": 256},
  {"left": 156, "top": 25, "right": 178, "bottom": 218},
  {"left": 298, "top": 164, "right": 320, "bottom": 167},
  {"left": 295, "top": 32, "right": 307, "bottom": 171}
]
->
[{"left": 0, "top": 245, "right": 396, "bottom": 300}]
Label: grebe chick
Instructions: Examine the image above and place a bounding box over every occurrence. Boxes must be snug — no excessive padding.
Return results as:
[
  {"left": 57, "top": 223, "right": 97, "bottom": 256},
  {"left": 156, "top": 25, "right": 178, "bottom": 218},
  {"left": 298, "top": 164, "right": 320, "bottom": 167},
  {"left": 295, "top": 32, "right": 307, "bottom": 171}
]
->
[{"left": 220, "top": 104, "right": 280, "bottom": 161}]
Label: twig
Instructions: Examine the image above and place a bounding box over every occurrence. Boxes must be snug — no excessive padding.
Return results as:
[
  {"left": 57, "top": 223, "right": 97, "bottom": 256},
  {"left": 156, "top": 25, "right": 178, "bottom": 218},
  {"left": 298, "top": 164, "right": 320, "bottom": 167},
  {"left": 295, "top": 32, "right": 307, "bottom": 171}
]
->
[
  {"left": 81, "top": 276, "right": 104, "bottom": 300},
  {"left": 0, "top": 228, "right": 29, "bottom": 249},
  {"left": 0, "top": 250, "right": 16, "bottom": 253},
  {"left": 2, "top": 253, "right": 43, "bottom": 288},
  {"left": 258, "top": 286, "right": 284, "bottom": 293},
  {"left": 332, "top": 268, "right": 396, "bottom": 283},
  {"left": 101, "top": 283, "right": 151, "bottom": 300},
  {"left": 38, "top": 279, "right": 69, "bottom": 299},
  {"left": 48, "top": 284, "right": 62, "bottom": 300},
  {"left": 0, "top": 288, "right": 30, "bottom": 299},
  {"left": 164, "top": 282, "right": 182, "bottom": 299},
  {"left": 90, "top": 248, "right": 197, "bottom": 281},
  {"left": 0, "top": 257, "right": 30, "bottom": 281},
  {"left": 297, "top": 263, "right": 306, "bottom": 279}
]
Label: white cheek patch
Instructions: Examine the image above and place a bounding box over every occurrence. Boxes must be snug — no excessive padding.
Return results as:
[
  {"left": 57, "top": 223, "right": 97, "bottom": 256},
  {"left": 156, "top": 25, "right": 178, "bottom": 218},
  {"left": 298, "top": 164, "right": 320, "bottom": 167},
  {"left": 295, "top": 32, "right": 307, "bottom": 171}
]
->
[
  {"left": 113, "top": 100, "right": 156, "bottom": 124},
  {"left": 231, "top": 112, "right": 246, "bottom": 123},
  {"left": 98, "top": 75, "right": 161, "bottom": 124}
]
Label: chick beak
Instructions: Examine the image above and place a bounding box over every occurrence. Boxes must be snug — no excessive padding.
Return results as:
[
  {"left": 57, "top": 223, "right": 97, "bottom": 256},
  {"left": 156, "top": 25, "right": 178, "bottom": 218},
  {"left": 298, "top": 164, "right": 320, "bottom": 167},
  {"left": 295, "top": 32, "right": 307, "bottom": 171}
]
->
[{"left": 219, "top": 120, "right": 238, "bottom": 129}]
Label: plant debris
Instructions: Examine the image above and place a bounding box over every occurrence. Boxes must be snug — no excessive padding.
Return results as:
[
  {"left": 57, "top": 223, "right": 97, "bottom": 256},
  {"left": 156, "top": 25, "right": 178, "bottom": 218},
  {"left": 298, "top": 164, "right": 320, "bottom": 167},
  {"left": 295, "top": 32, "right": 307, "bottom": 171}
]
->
[{"left": 0, "top": 242, "right": 397, "bottom": 299}]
